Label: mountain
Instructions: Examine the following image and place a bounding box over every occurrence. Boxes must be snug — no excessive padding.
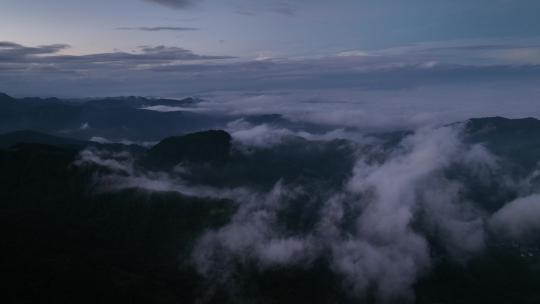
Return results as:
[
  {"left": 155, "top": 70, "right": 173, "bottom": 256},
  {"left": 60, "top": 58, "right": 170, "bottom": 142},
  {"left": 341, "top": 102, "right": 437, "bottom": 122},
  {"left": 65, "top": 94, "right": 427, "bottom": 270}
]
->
[
  {"left": 3, "top": 114, "right": 540, "bottom": 303},
  {"left": 0, "top": 130, "right": 88, "bottom": 149},
  {"left": 0, "top": 93, "right": 226, "bottom": 141},
  {"left": 0, "top": 140, "right": 234, "bottom": 304},
  {"left": 465, "top": 116, "right": 540, "bottom": 173},
  {"left": 82, "top": 96, "right": 201, "bottom": 109},
  {"left": 143, "top": 130, "right": 232, "bottom": 169},
  {"left": 0, "top": 92, "right": 14, "bottom": 102},
  {"left": 0, "top": 92, "right": 340, "bottom": 143}
]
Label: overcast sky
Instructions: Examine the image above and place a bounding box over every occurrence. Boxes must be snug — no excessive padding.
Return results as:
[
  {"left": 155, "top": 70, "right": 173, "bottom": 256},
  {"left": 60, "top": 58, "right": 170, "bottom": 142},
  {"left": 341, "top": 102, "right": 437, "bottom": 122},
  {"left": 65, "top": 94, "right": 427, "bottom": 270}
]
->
[
  {"left": 2, "top": 0, "right": 540, "bottom": 57},
  {"left": 1, "top": 0, "right": 540, "bottom": 114}
]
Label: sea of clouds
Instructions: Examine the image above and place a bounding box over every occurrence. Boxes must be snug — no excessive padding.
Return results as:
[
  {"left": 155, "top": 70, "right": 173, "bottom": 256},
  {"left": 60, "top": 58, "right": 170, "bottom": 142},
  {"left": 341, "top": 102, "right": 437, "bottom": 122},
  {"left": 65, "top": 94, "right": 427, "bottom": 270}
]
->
[{"left": 73, "top": 119, "right": 540, "bottom": 302}]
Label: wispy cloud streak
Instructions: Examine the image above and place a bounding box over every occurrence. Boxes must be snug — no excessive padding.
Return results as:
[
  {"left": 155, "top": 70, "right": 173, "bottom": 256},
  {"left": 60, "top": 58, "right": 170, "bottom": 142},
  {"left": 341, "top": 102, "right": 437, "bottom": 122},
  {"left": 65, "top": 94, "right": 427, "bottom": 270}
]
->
[{"left": 116, "top": 26, "right": 199, "bottom": 31}]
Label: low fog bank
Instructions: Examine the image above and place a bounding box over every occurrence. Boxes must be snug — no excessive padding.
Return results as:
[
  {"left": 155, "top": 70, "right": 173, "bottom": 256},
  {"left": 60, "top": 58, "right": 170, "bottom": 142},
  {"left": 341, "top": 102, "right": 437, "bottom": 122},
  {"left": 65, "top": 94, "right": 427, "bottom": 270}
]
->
[
  {"left": 4, "top": 89, "right": 540, "bottom": 143},
  {"left": 72, "top": 117, "right": 540, "bottom": 302},
  {"left": 145, "top": 87, "right": 540, "bottom": 132}
]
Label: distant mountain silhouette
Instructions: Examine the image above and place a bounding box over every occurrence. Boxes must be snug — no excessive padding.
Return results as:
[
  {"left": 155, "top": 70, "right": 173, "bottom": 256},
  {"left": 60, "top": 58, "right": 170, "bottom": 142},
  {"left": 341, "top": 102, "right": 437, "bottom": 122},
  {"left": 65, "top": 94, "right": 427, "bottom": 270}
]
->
[
  {"left": 0, "top": 92, "right": 225, "bottom": 141},
  {"left": 0, "top": 130, "right": 87, "bottom": 149},
  {"left": 83, "top": 96, "right": 201, "bottom": 109}
]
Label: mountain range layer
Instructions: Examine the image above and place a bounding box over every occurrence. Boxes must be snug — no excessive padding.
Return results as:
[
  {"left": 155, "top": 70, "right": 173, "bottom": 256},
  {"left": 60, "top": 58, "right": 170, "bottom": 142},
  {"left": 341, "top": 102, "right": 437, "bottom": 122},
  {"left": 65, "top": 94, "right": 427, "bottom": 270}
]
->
[{"left": 2, "top": 93, "right": 540, "bottom": 303}]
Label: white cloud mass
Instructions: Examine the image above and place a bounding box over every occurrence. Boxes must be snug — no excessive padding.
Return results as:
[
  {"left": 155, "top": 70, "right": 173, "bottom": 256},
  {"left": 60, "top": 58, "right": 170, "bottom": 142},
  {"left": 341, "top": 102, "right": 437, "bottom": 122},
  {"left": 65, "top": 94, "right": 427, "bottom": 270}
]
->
[{"left": 73, "top": 120, "right": 540, "bottom": 302}]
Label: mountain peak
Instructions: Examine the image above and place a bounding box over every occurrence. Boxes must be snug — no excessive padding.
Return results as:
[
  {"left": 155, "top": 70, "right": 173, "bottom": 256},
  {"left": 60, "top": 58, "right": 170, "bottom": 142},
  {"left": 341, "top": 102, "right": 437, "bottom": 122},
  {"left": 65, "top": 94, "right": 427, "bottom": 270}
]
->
[
  {"left": 143, "top": 130, "right": 232, "bottom": 169},
  {"left": 466, "top": 116, "right": 540, "bottom": 133},
  {"left": 0, "top": 92, "right": 14, "bottom": 101}
]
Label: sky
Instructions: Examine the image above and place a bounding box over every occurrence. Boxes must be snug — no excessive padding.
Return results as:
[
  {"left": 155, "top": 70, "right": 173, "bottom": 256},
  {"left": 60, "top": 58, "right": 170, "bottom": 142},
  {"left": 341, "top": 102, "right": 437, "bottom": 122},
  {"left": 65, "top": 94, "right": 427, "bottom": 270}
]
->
[
  {"left": 1, "top": 0, "right": 540, "bottom": 124},
  {"left": 3, "top": 0, "right": 540, "bottom": 58}
]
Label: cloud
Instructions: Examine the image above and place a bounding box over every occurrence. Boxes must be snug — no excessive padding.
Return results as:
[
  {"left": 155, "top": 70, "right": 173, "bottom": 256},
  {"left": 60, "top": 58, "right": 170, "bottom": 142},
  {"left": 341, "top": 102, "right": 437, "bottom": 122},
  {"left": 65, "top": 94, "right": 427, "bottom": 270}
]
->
[
  {"left": 0, "top": 41, "right": 232, "bottom": 67},
  {"left": 0, "top": 41, "right": 234, "bottom": 85},
  {"left": 116, "top": 26, "right": 200, "bottom": 31},
  {"left": 171, "top": 85, "right": 540, "bottom": 133},
  {"left": 328, "top": 125, "right": 493, "bottom": 300},
  {"left": 74, "top": 148, "right": 134, "bottom": 175},
  {"left": 379, "top": 39, "right": 540, "bottom": 65},
  {"left": 193, "top": 182, "right": 316, "bottom": 281},
  {"left": 143, "top": 0, "right": 199, "bottom": 9},
  {"left": 4, "top": 40, "right": 540, "bottom": 124},
  {"left": 336, "top": 50, "right": 374, "bottom": 57},
  {"left": 72, "top": 120, "right": 540, "bottom": 302},
  {"left": 236, "top": 2, "right": 298, "bottom": 17},
  {"left": 225, "top": 119, "right": 375, "bottom": 148},
  {"left": 226, "top": 120, "right": 296, "bottom": 148},
  {"left": 0, "top": 41, "right": 69, "bottom": 60},
  {"left": 490, "top": 194, "right": 540, "bottom": 239},
  {"left": 189, "top": 125, "right": 499, "bottom": 301},
  {"left": 270, "top": 2, "right": 298, "bottom": 16},
  {"left": 73, "top": 45, "right": 233, "bottom": 62},
  {"left": 4, "top": 64, "right": 540, "bottom": 132},
  {"left": 89, "top": 136, "right": 157, "bottom": 147}
]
